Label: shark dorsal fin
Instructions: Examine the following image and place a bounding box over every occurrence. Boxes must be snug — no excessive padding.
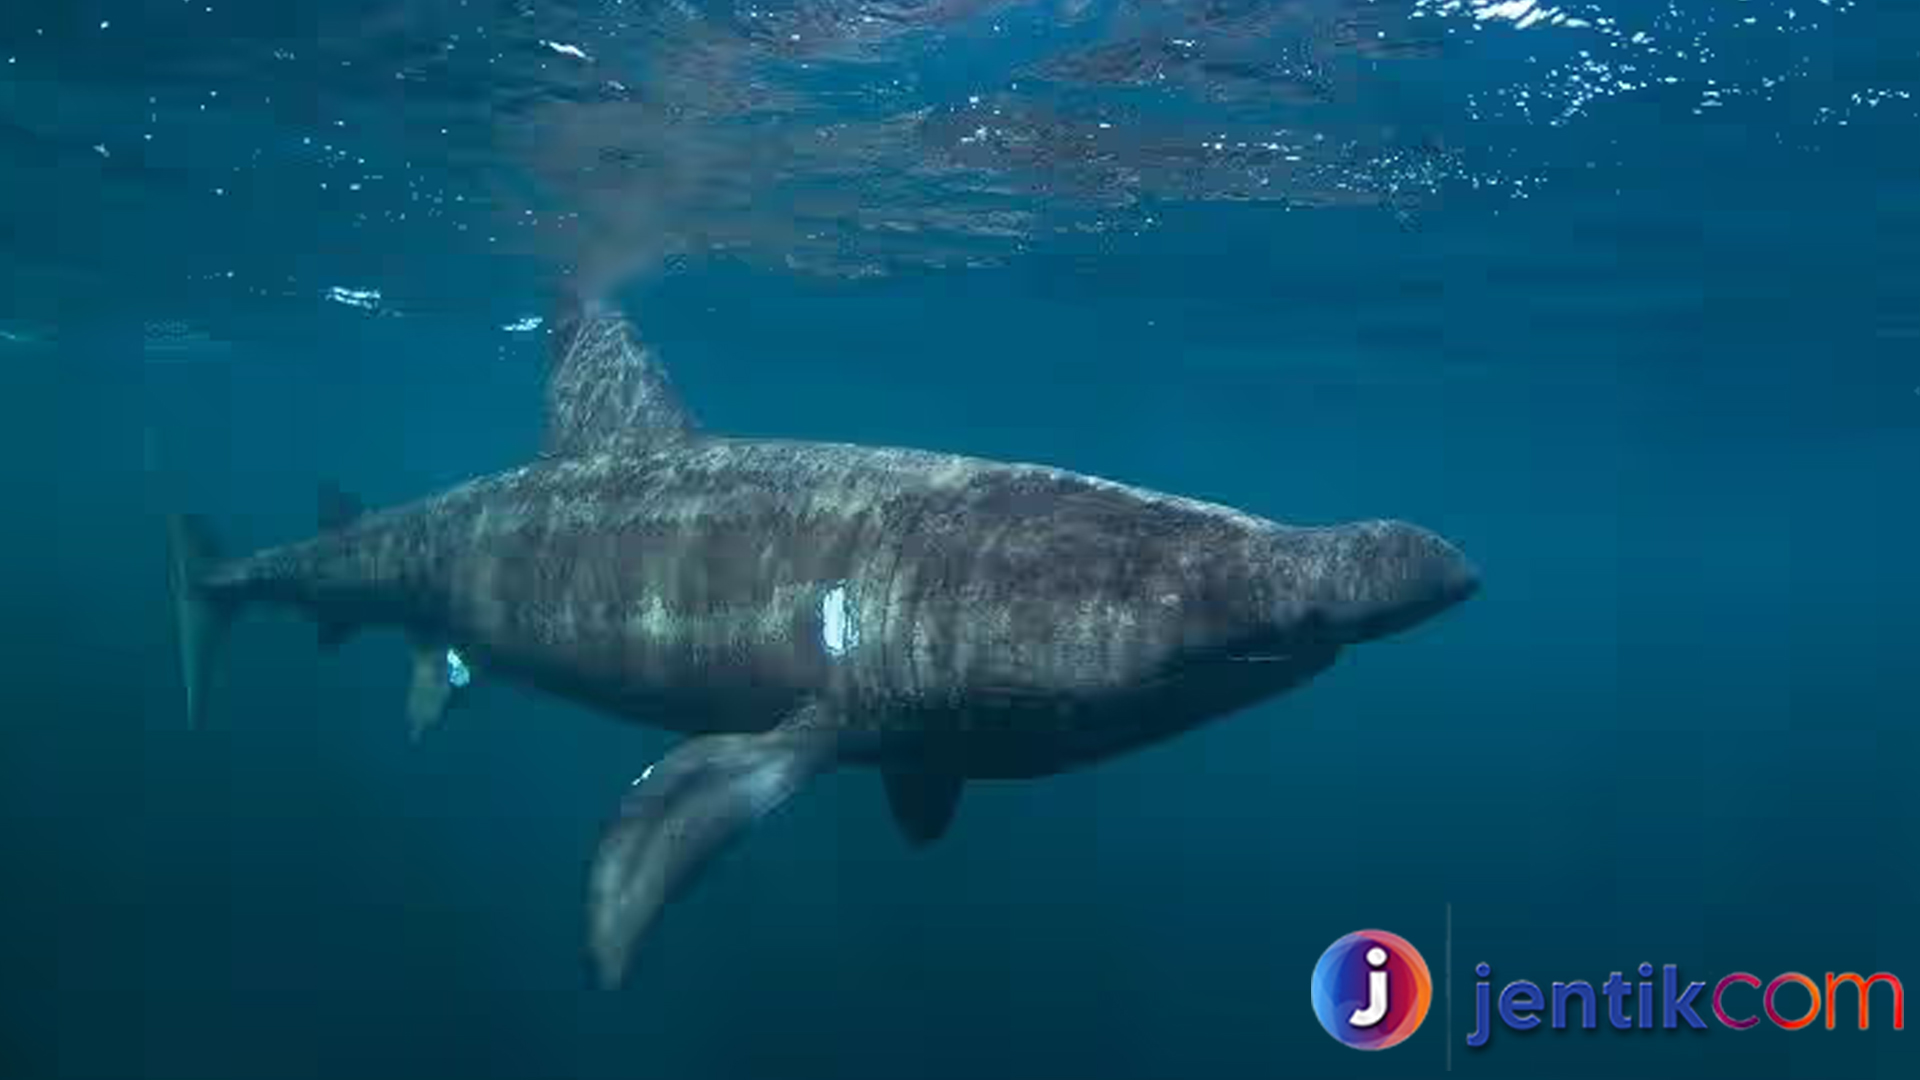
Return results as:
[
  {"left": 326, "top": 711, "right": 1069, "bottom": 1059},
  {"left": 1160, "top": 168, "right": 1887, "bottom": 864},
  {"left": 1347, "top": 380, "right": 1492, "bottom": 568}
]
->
[{"left": 544, "top": 293, "right": 697, "bottom": 457}]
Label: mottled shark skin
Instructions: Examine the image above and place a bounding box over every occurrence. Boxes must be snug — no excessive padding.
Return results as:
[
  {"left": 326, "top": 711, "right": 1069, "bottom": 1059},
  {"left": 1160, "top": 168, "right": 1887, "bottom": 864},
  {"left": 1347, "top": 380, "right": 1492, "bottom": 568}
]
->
[{"left": 166, "top": 291, "right": 1478, "bottom": 986}]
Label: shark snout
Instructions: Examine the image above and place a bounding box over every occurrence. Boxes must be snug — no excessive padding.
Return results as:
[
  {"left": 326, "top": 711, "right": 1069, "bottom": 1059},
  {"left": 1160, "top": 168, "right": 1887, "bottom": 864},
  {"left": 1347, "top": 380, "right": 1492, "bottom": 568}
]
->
[{"left": 1308, "top": 519, "right": 1478, "bottom": 644}]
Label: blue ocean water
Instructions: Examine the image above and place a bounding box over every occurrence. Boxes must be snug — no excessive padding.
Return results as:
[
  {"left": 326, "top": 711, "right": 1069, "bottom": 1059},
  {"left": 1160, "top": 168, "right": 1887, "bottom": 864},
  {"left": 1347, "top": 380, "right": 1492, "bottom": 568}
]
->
[{"left": 2, "top": 2, "right": 1915, "bottom": 1079}]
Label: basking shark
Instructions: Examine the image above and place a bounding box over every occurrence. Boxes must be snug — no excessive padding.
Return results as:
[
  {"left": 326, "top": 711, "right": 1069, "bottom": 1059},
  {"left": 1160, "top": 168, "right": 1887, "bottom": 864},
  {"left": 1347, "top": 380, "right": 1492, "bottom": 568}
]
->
[{"left": 168, "top": 292, "right": 1477, "bottom": 986}]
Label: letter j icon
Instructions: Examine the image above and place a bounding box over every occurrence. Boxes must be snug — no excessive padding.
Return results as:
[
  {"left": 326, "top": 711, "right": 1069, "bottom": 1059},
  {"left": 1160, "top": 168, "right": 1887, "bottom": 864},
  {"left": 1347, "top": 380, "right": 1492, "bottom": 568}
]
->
[
  {"left": 1311, "top": 930, "right": 1434, "bottom": 1050},
  {"left": 1350, "top": 945, "right": 1392, "bottom": 1027}
]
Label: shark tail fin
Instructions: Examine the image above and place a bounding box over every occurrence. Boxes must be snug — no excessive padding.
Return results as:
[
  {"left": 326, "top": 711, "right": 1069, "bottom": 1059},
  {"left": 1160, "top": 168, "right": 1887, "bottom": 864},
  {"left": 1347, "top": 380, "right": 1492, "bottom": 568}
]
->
[{"left": 166, "top": 513, "right": 235, "bottom": 730}]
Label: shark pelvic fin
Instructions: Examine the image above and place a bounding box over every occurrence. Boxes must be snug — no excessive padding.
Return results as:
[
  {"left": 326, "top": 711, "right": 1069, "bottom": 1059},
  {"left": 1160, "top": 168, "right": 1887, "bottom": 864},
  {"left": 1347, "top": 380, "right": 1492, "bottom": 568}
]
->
[
  {"left": 165, "top": 514, "right": 234, "bottom": 730},
  {"left": 882, "top": 768, "right": 965, "bottom": 848},
  {"left": 544, "top": 289, "right": 697, "bottom": 458},
  {"left": 318, "top": 481, "right": 365, "bottom": 531},
  {"left": 587, "top": 706, "right": 838, "bottom": 987},
  {"left": 316, "top": 617, "right": 357, "bottom": 652},
  {"left": 405, "top": 640, "right": 468, "bottom": 740}
]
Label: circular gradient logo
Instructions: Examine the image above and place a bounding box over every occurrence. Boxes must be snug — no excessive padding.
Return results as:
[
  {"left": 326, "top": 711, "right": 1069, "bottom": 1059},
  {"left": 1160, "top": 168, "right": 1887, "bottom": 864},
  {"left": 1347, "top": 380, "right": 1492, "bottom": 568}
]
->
[{"left": 1311, "top": 930, "right": 1433, "bottom": 1050}]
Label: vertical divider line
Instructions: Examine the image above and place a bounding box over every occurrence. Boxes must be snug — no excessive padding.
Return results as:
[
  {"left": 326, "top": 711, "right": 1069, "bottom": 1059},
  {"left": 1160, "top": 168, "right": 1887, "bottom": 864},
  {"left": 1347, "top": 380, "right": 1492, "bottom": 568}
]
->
[{"left": 1446, "top": 902, "right": 1454, "bottom": 1072}]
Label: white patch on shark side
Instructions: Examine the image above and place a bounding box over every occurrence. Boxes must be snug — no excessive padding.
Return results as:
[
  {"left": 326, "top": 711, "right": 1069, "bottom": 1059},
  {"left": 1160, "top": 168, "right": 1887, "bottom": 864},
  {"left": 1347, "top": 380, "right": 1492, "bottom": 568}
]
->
[{"left": 820, "top": 582, "right": 861, "bottom": 658}]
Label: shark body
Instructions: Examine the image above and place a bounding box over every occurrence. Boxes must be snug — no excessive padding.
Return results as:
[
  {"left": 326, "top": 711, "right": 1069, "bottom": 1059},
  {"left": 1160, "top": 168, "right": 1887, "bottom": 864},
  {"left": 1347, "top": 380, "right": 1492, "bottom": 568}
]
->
[{"left": 169, "top": 295, "right": 1478, "bottom": 984}]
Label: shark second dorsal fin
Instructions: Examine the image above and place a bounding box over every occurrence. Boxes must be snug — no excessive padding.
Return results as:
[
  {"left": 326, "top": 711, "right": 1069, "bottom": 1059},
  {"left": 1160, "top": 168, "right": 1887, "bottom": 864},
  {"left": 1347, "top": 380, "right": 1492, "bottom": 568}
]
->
[
  {"left": 544, "top": 290, "right": 697, "bottom": 458},
  {"left": 318, "top": 481, "right": 365, "bottom": 531}
]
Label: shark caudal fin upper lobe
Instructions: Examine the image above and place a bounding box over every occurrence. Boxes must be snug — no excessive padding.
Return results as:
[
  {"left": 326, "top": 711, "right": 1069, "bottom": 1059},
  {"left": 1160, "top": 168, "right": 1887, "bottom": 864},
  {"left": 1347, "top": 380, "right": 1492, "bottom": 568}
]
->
[
  {"left": 165, "top": 514, "right": 236, "bottom": 730},
  {"left": 163, "top": 491, "right": 474, "bottom": 738}
]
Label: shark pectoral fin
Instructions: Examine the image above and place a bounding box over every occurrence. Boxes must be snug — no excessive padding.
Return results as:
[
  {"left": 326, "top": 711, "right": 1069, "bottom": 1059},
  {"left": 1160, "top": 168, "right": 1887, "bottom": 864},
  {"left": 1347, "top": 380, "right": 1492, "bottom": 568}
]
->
[
  {"left": 587, "top": 710, "right": 838, "bottom": 988},
  {"left": 882, "top": 768, "right": 965, "bottom": 849},
  {"left": 405, "top": 642, "right": 467, "bottom": 740}
]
